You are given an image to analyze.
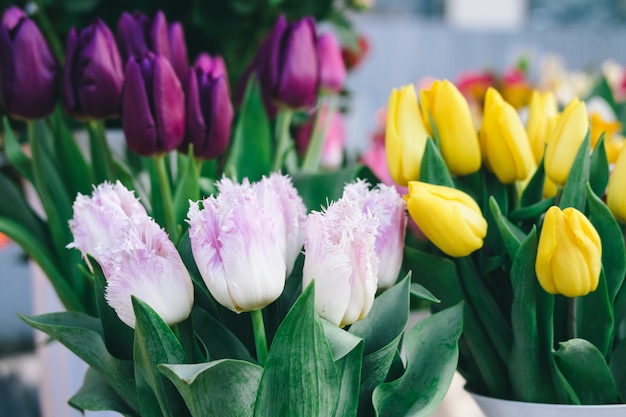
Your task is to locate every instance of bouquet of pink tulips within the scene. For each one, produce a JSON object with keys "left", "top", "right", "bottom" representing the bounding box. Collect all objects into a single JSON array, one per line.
[{"left": 0, "top": 6, "right": 464, "bottom": 417}]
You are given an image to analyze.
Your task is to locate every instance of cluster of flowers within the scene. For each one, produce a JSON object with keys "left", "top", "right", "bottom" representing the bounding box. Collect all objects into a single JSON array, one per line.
[
  {"left": 0, "top": 6, "right": 346, "bottom": 158},
  {"left": 68, "top": 175, "right": 406, "bottom": 329}
]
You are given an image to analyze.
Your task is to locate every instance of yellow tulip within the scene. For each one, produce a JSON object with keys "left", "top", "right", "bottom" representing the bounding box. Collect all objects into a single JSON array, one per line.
[
  {"left": 544, "top": 98, "right": 589, "bottom": 187},
  {"left": 420, "top": 79, "right": 481, "bottom": 176},
  {"left": 404, "top": 181, "right": 487, "bottom": 257},
  {"left": 526, "top": 90, "right": 558, "bottom": 163},
  {"left": 480, "top": 88, "right": 534, "bottom": 184},
  {"left": 607, "top": 143, "right": 626, "bottom": 223},
  {"left": 385, "top": 85, "right": 429, "bottom": 185},
  {"left": 535, "top": 206, "right": 602, "bottom": 297},
  {"left": 605, "top": 135, "right": 624, "bottom": 164},
  {"left": 589, "top": 111, "right": 621, "bottom": 149}
]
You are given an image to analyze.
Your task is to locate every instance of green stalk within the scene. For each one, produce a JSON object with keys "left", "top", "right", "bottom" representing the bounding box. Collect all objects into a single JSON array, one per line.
[
  {"left": 88, "top": 120, "right": 115, "bottom": 182},
  {"left": 251, "top": 309, "right": 268, "bottom": 366},
  {"left": 567, "top": 297, "right": 577, "bottom": 340},
  {"left": 271, "top": 109, "right": 294, "bottom": 172},
  {"left": 301, "top": 95, "right": 338, "bottom": 172},
  {"left": 32, "top": 0, "right": 65, "bottom": 66},
  {"left": 154, "top": 155, "right": 177, "bottom": 241}
]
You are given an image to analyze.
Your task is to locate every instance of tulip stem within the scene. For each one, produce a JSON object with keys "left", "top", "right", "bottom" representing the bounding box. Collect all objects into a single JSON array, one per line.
[
  {"left": 251, "top": 309, "right": 268, "bottom": 366},
  {"left": 272, "top": 109, "right": 294, "bottom": 172},
  {"left": 567, "top": 297, "right": 577, "bottom": 340},
  {"left": 301, "top": 94, "right": 338, "bottom": 172},
  {"left": 154, "top": 155, "right": 177, "bottom": 241},
  {"left": 88, "top": 120, "right": 115, "bottom": 182}
]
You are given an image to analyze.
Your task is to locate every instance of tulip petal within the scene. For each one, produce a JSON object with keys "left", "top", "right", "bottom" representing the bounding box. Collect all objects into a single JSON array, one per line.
[
  {"left": 168, "top": 22, "right": 188, "bottom": 80},
  {"left": 150, "top": 11, "right": 171, "bottom": 62},
  {"left": 117, "top": 11, "right": 149, "bottom": 62},
  {"left": 122, "top": 58, "right": 158, "bottom": 155},
  {"left": 153, "top": 55, "right": 185, "bottom": 152}
]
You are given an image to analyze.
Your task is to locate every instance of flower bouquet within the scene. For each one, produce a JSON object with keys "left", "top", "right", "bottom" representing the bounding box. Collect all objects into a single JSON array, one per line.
[
  {"left": 0, "top": 6, "right": 464, "bottom": 417},
  {"left": 385, "top": 78, "right": 626, "bottom": 409}
]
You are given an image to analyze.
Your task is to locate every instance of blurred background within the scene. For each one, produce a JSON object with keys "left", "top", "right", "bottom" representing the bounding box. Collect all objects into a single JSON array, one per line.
[{"left": 2, "top": 0, "right": 626, "bottom": 416}]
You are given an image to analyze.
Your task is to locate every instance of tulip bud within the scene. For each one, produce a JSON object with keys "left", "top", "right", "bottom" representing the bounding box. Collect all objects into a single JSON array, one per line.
[
  {"left": 117, "top": 10, "right": 170, "bottom": 63},
  {"left": 257, "top": 15, "right": 319, "bottom": 109},
  {"left": 303, "top": 195, "right": 379, "bottom": 327},
  {"left": 181, "top": 54, "right": 233, "bottom": 159},
  {"left": 544, "top": 97, "right": 589, "bottom": 187},
  {"left": 342, "top": 180, "right": 407, "bottom": 290},
  {"left": 385, "top": 84, "right": 430, "bottom": 185},
  {"left": 122, "top": 53, "right": 185, "bottom": 156},
  {"left": 187, "top": 178, "right": 288, "bottom": 313},
  {"left": 419, "top": 80, "right": 481, "bottom": 176},
  {"left": 480, "top": 88, "right": 534, "bottom": 184},
  {"left": 0, "top": 6, "right": 58, "bottom": 120},
  {"left": 62, "top": 19, "right": 124, "bottom": 119},
  {"left": 168, "top": 22, "right": 188, "bottom": 81},
  {"left": 317, "top": 32, "right": 346, "bottom": 94},
  {"left": 536, "top": 206, "right": 602, "bottom": 297},
  {"left": 607, "top": 143, "right": 626, "bottom": 223},
  {"left": 526, "top": 90, "right": 558, "bottom": 164},
  {"left": 405, "top": 181, "right": 487, "bottom": 257}
]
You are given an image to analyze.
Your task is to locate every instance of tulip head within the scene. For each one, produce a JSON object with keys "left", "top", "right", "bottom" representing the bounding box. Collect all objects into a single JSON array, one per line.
[
  {"left": 62, "top": 19, "right": 124, "bottom": 119},
  {"left": 526, "top": 90, "right": 558, "bottom": 164},
  {"left": 122, "top": 53, "right": 185, "bottom": 156},
  {"left": 187, "top": 178, "right": 289, "bottom": 313},
  {"left": 181, "top": 54, "right": 233, "bottom": 160},
  {"left": 257, "top": 15, "right": 319, "bottom": 109},
  {"left": 544, "top": 97, "right": 589, "bottom": 187},
  {"left": 405, "top": 181, "right": 487, "bottom": 257},
  {"left": 117, "top": 10, "right": 170, "bottom": 63},
  {"left": 317, "top": 32, "right": 346, "bottom": 94},
  {"left": 0, "top": 6, "right": 58, "bottom": 120},
  {"left": 385, "top": 84, "right": 429, "bottom": 186},
  {"left": 480, "top": 88, "right": 534, "bottom": 184},
  {"left": 419, "top": 80, "right": 481, "bottom": 175},
  {"left": 535, "top": 206, "right": 602, "bottom": 297},
  {"left": 303, "top": 195, "right": 379, "bottom": 327},
  {"left": 342, "top": 180, "right": 407, "bottom": 290},
  {"left": 167, "top": 21, "right": 189, "bottom": 80},
  {"left": 607, "top": 144, "right": 626, "bottom": 223}
]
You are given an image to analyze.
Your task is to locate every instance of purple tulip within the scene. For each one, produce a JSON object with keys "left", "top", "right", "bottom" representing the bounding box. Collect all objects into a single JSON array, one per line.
[
  {"left": 168, "top": 22, "right": 188, "bottom": 81},
  {"left": 245, "top": 15, "right": 319, "bottom": 110},
  {"left": 0, "top": 6, "right": 57, "bottom": 120},
  {"left": 117, "top": 10, "right": 171, "bottom": 63},
  {"left": 122, "top": 53, "right": 185, "bottom": 156},
  {"left": 62, "top": 19, "right": 124, "bottom": 119},
  {"left": 181, "top": 53, "right": 233, "bottom": 159},
  {"left": 317, "top": 32, "right": 346, "bottom": 93}
]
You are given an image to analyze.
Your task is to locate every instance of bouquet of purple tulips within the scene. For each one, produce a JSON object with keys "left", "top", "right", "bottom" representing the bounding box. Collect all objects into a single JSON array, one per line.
[{"left": 0, "top": 5, "right": 464, "bottom": 417}]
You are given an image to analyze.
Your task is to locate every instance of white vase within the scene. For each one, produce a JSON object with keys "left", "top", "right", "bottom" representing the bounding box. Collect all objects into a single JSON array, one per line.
[{"left": 471, "top": 393, "right": 626, "bottom": 417}]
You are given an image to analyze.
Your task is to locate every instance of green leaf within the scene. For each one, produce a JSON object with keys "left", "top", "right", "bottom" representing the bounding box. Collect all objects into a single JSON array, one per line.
[
  {"left": 3, "top": 117, "right": 33, "bottom": 182},
  {"left": 559, "top": 130, "right": 590, "bottom": 211},
  {"left": 589, "top": 134, "right": 610, "bottom": 197},
  {"left": 19, "top": 312, "right": 138, "bottom": 412},
  {"left": 192, "top": 307, "right": 254, "bottom": 362},
  {"left": 373, "top": 303, "right": 463, "bottom": 417},
  {"left": 510, "top": 196, "right": 556, "bottom": 221},
  {"left": 521, "top": 157, "right": 547, "bottom": 207},
  {"left": 410, "top": 282, "right": 440, "bottom": 304},
  {"left": 489, "top": 196, "right": 525, "bottom": 259},
  {"left": 610, "top": 338, "right": 626, "bottom": 402},
  {"left": 60, "top": 0, "right": 101, "bottom": 12},
  {"left": 587, "top": 184, "right": 626, "bottom": 302},
  {"left": 553, "top": 339, "right": 619, "bottom": 404},
  {"left": 587, "top": 77, "right": 618, "bottom": 113},
  {"left": 132, "top": 297, "right": 189, "bottom": 417},
  {"left": 576, "top": 270, "right": 614, "bottom": 357},
  {"left": 419, "top": 138, "right": 454, "bottom": 187},
  {"left": 69, "top": 367, "right": 136, "bottom": 416},
  {"left": 254, "top": 283, "right": 339, "bottom": 417},
  {"left": 224, "top": 78, "right": 272, "bottom": 182},
  {"left": 173, "top": 151, "right": 200, "bottom": 231},
  {"left": 160, "top": 360, "right": 263, "bottom": 417}
]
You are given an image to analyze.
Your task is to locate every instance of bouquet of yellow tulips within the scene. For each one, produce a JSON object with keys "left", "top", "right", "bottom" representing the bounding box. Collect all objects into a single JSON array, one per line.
[{"left": 386, "top": 79, "right": 626, "bottom": 405}]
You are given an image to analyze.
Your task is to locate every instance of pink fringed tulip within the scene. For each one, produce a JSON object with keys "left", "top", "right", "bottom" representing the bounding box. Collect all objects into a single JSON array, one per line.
[
  {"left": 187, "top": 177, "right": 294, "bottom": 313},
  {"left": 303, "top": 194, "right": 379, "bottom": 327},
  {"left": 122, "top": 52, "right": 185, "bottom": 156},
  {"left": 63, "top": 19, "right": 124, "bottom": 119},
  {"left": 342, "top": 180, "right": 407, "bottom": 290},
  {"left": 317, "top": 32, "right": 346, "bottom": 93},
  {"left": 0, "top": 6, "right": 58, "bottom": 120}
]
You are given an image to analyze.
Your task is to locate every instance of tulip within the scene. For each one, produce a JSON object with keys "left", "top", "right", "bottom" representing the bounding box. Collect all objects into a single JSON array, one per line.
[
  {"left": 62, "top": 19, "right": 124, "bottom": 119},
  {"left": 544, "top": 97, "right": 589, "bottom": 187},
  {"left": 122, "top": 52, "right": 185, "bottom": 156},
  {"left": 535, "top": 206, "right": 602, "bottom": 297},
  {"left": 187, "top": 178, "right": 288, "bottom": 313},
  {"left": 0, "top": 6, "right": 57, "bottom": 120},
  {"left": 419, "top": 80, "right": 481, "bottom": 175},
  {"left": 117, "top": 11, "right": 170, "bottom": 63},
  {"left": 342, "top": 180, "right": 407, "bottom": 290},
  {"left": 303, "top": 195, "right": 379, "bottom": 327},
  {"left": 405, "top": 181, "right": 487, "bottom": 257},
  {"left": 526, "top": 90, "right": 558, "bottom": 164},
  {"left": 317, "top": 32, "right": 346, "bottom": 94},
  {"left": 480, "top": 88, "right": 534, "bottom": 184},
  {"left": 501, "top": 68, "right": 532, "bottom": 109},
  {"left": 168, "top": 22, "right": 188, "bottom": 81},
  {"left": 607, "top": 143, "right": 626, "bottom": 223},
  {"left": 385, "top": 84, "right": 430, "bottom": 185},
  {"left": 256, "top": 15, "right": 319, "bottom": 109},
  {"left": 181, "top": 54, "right": 233, "bottom": 159}
]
